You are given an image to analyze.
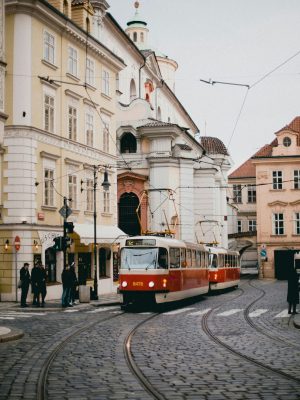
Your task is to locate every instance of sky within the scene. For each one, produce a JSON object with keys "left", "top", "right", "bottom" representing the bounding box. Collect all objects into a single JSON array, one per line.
[{"left": 107, "top": 0, "right": 300, "bottom": 171}]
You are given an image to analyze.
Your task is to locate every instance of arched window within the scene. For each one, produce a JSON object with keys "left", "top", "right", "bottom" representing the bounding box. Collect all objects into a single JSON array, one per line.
[
  {"left": 157, "top": 106, "right": 162, "bottom": 121},
  {"left": 118, "top": 192, "right": 141, "bottom": 236},
  {"left": 120, "top": 132, "right": 137, "bottom": 153},
  {"left": 133, "top": 32, "right": 137, "bottom": 42},
  {"left": 86, "top": 17, "right": 90, "bottom": 33},
  {"left": 140, "top": 32, "right": 144, "bottom": 42},
  {"left": 130, "top": 79, "right": 137, "bottom": 101}
]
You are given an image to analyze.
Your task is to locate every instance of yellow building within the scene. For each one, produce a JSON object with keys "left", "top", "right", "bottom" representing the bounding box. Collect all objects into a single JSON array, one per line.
[{"left": 1, "top": 0, "right": 126, "bottom": 301}]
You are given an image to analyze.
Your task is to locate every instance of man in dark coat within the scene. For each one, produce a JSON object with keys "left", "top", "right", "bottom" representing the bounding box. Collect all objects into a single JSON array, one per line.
[
  {"left": 31, "top": 263, "right": 41, "bottom": 306},
  {"left": 61, "top": 265, "right": 73, "bottom": 307},
  {"left": 287, "top": 268, "right": 299, "bottom": 314},
  {"left": 39, "top": 264, "right": 47, "bottom": 306},
  {"left": 20, "top": 263, "right": 31, "bottom": 307}
]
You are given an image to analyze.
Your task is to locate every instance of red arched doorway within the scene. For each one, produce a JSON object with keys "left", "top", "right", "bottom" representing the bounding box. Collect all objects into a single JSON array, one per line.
[{"left": 118, "top": 192, "right": 141, "bottom": 236}]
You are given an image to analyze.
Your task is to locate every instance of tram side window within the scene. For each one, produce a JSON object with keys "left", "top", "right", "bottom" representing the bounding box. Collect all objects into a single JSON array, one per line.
[
  {"left": 192, "top": 250, "right": 196, "bottom": 268},
  {"left": 196, "top": 251, "right": 201, "bottom": 268},
  {"left": 186, "top": 249, "right": 192, "bottom": 267},
  {"left": 218, "top": 254, "right": 224, "bottom": 268},
  {"left": 225, "top": 254, "right": 229, "bottom": 267},
  {"left": 181, "top": 248, "right": 186, "bottom": 268},
  {"left": 158, "top": 247, "right": 168, "bottom": 269},
  {"left": 170, "top": 248, "right": 180, "bottom": 268},
  {"left": 210, "top": 254, "right": 218, "bottom": 268}
]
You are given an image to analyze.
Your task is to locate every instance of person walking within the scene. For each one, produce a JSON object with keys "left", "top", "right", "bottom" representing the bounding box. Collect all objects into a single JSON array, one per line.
[
  {"left": 61, "top": 265, "right": 73, "bottom": 307},
  {"left": 287, "top": 267, "right": 299, "bottom": 314},
  {"left": 69, "top": 262, "right": 78, "bottom": 305},
  {"left": 39, "top": 263, "right": 47, "bottom": 307},
  {"left": 20, "top": 263, "right": 31, "bottom": 307},
  {"left": 31, "top": 262, "right": 40, "bottom": 306}
]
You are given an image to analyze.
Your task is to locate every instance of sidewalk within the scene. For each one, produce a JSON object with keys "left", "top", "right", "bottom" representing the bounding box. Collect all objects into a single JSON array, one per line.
[{"left": 0, "top": 292, "right": 121, "bottom": 342}]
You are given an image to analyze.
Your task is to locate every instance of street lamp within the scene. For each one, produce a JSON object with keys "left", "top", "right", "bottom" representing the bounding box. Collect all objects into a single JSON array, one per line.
[{"left": 93, "top": 166, "right": 110, "bottom": 300}]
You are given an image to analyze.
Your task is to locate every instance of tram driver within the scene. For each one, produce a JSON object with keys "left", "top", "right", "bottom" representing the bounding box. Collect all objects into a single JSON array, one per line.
[{"left": 158, "top": 248, "right": 168, "bottom": 269}]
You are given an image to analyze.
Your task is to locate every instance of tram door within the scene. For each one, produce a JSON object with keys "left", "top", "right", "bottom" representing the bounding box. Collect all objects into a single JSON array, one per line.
[
  {"left": 274, "top": 250, "right": 297, "bottom": 280},
  {"left": 118, "top": 192, "right": 141, "bottom": 236}
]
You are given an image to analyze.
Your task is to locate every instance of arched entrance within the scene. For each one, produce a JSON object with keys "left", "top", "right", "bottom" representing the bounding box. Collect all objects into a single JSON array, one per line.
[{"left": 118, "top": 192, "right": 141, "bottom": 236}]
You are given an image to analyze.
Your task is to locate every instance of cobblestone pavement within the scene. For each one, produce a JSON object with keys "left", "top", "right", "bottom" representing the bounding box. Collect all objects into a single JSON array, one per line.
[{"left": 0, "top": 278, "right": 299, "bottom": 399}]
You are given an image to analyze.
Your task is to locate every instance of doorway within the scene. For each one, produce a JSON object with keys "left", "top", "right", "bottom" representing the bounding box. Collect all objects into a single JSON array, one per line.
[{"left": 274, "top": 250, "right": 298, "bottom": 280}]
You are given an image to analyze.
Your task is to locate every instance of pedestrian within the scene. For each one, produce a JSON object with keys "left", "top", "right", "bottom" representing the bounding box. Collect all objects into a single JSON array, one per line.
[
  {"left": 39, "top": 263, "right": 47, "bottom": 307},
  {"left": 61, "top": 265, "right": 73, "bottom": 307},
  {"left": 287, "top": 267, "right": 299, "bottom": 315},
  {"left": 31, "top": 262, "right": 40, "bottom": 306},
  {"left": 69, "top": 262, "right": 78, "bottom": 305},
  {"left": 20, "top": 263, "right": 31, "bottom": 307}
]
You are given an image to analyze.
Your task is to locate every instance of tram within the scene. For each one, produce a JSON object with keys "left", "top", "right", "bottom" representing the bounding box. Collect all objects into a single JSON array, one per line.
[{"left": 118, "top": 236, "right": 240, "bottom": 307}]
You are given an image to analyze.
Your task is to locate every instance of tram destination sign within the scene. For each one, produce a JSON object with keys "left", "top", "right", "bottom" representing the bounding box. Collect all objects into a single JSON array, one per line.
[{"left": 126, "top": 238, "right": 156, "bottom": 246}]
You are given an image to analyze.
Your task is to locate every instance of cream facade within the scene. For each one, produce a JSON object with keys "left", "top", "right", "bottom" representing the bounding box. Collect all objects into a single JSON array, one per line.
[
  {"left": 253, "top": 117, "right": 300, "bottom": 279},
  {"left": 1, "top": 0, "right": 125, "bottom": 301}
]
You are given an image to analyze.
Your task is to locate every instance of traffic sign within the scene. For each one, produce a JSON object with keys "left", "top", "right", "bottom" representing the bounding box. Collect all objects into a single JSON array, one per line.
[
  {"left": 14, "top": 236, "right": 21, "bottom": 252},
  {"left": 59, "top": 205, "right": 72, "bottom": 219},
  {"left": 260, "top": 249, "right": 267, "bottom": 258}
]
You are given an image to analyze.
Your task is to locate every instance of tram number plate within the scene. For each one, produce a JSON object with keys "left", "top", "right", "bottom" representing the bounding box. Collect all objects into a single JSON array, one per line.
[{"left": 133, "top": 282, "right": 144, "bottom": 287}]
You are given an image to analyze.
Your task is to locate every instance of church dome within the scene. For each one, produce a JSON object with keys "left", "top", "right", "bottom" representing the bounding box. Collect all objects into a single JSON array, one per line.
[{"left": 200, "top": 136, "right": 229, "bottom": 156}]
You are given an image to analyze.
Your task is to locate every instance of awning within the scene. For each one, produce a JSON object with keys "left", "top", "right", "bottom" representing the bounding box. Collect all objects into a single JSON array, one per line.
[{"left": 73, "top": 223, "right": 127, "bottom": 245}]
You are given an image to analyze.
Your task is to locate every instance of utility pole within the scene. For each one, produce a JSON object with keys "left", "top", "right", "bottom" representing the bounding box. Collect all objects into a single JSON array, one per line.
[
  {"left": 93, "top": 165, "right": 98, "bottom": 300},
  {"left": 63, "top": 196, "right": 67, "bottom": 271}
]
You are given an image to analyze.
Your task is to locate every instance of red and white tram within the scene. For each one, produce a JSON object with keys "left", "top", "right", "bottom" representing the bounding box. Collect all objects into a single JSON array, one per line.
[{"left": 118, "top": 236, "right": 240, "bottom": 307}]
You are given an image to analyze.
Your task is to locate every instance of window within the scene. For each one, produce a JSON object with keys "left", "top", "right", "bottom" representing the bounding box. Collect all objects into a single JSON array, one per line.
[
  {"left": 273, "top": 213, "right": 284, "bottom": 235},
  {"left": 170, "top": 248, "right": 180, "bottom": 268},
  {"left": 294, "top": 170, "right": 300, "bottom": 189},
  {"left": 43, "top": 31, "right": 55, "bottom": 64},
  {"left": 130, "top": 79, "right": 137, "bottom": 102},
  {"left": 103, "top": 191, "right": 110, "bottom": 213},
  {"left": 120, "top": 132, "right": 137, "bottom": 153},
  {"left": 102, "top": 70, "right": 110, "bottom": 96},
  {"left": 85, "top": 111, "right": 94, "bottom": 147},
  {"left": 247, "top": 185, "right": 256, "bottom": 203},
  {"left": 68, "top": 46, "right": 78, "bottom": 76},
  {"left": 272, "top": 170, "right": 283, "bottom": 190},
  {"left": 233, "top": 184, "right": 242, "bottom": 203},
  {"left": 86, "top": 178, "right": 93, "bottom": 212},
  {"left": 140, "top": 32, "right": 144, "bottom": 42},
  {"left": 103, "top": 122, "right": 109, "bottom": 153},
  {"left": 283, "top": 137, "right": 291, "bottom": 147},
  {"left": 237, "top": 220, "right": 242, "bottom": 233},
  {"left": 68, "top": 174, "right": 77, "bottom": 209},
  {"left": 68, "top": 106, "right": 77, "bottom": 141},
  {"left": 133, "top": 32, "right": 137, "bottom": 42},
  {"left": 86, "top": 58, "right": 94, "bottom": 86},
  {"left": 295, "top": 213, "right": 300, "bottom": 235},
  {"left": 248, "top": 220, "right": 256, "bottom": 232},
  {"left": 44, "top": 169, "right": 54, "bottom": 206},
  {"left": 44, "top": 94, "right": 54, "bottom": 133}
]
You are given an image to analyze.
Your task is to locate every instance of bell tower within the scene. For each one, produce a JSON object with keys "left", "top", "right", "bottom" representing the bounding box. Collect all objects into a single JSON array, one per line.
[{"left": 125, "top": 1, "right": 149, "bottom": 50}]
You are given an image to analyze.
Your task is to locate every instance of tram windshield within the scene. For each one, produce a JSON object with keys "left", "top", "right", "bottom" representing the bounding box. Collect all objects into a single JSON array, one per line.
[{"left": 121, "top": 247, "right": 168, "bottom": 270}]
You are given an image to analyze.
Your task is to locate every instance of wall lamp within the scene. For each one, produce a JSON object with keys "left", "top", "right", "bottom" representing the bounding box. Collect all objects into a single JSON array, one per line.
[
  {"left": 33, "top": 240, "right": 39, "bottom": 250},
  {"left": 4, "top": 240, "right": 9, "bottom": 251}
]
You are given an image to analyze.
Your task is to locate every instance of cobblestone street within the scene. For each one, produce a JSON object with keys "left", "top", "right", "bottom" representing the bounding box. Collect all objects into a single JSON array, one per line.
[{"left": 0, "top": 278, "right": 299, "bottom": 399}]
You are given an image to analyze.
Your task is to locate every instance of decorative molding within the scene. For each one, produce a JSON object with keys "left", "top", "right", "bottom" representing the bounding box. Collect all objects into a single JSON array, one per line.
[
  {"left": 267, "top": 201, "right": 288, "bottom": 207},
  {"left": 100, "top": 107, "right": 114, "bottom": 117},
  {"left": 40, "top": 151, "right": 60, "bottom": 161},
  {"left": 65, "top": 157, "right": 82, "bottom": 167},
  {"left": 39, "top": 77, "right": 60, "bottom": 90},
  {"left": 65, "top": 89, "right": 83, "bottom": 100},
  {"left": 41, "top": 59, "right": 58, "bottom": 71},
  {"left": 83, "top": 98, "right": 99, "bottom": 107},
  {"left": 290, "top": 199, "right": 300, "bottom": 206}
]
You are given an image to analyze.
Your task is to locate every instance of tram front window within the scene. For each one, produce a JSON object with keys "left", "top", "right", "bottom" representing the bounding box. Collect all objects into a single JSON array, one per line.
[{"left": 121, "top": 248, "right": 158, "bottom": 270}]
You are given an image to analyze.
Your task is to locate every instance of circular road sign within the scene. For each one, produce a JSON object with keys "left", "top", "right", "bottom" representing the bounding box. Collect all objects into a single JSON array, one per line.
[
  {"left": 14, "top": 236, "right": 21, "bottom": 251},
  {"left": 260, "top": 249, "right": 267, "bottom": 258}
]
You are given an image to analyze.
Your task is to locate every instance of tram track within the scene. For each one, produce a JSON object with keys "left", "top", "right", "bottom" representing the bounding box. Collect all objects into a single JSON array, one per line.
[
  {"left": 202, "top": 281, "right": 300, "bottom": 385},
  {"left": 36, "top": 312, "right": 125, "bottom": 400},
  {"left": 244, "top": 280, "right": 300, "bottom": 349}
]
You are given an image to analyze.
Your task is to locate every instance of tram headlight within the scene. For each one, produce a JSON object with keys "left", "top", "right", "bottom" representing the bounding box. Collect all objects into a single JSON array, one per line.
[
  {"left": 162, "top": 279, "right": 167, "bottom": 288},
  {"left": 214, "top": 273, "right": 217, "bottom": 280},
  {"left": 149, "top": 281, "right": 155, "bottom": 288},
  {"left": 121, "top": 281, "right": 128, "bottom": 288}
]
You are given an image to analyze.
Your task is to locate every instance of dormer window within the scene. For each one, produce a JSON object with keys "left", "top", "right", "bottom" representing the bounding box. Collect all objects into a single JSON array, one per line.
[
  {"left": 140, "top": 32, "right": 144, "bottom": 42},
  {"left": 133, "top": 32, "right": 137, "bottom": 42},
  {"left": 283, "top": 136, "right": 291, "bottom": 147}
]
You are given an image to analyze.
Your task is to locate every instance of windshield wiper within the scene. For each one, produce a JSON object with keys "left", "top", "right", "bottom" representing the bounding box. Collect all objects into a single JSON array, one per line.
[{"left": 145, "top": 259, "right": 156, "bottom": 271}]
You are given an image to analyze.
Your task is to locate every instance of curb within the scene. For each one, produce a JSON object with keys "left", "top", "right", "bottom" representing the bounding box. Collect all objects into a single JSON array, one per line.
[
  {"left": 293, "top": 315, "right": 300, "bottom": 329},
  {"left": 0, "top": 327, "right": 24, "bottom": 343}
]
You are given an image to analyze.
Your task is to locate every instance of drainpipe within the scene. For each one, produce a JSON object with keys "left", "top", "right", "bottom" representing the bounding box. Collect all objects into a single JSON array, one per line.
[{"left": 139, "top": 58, "right": 146, "bottom": 98}]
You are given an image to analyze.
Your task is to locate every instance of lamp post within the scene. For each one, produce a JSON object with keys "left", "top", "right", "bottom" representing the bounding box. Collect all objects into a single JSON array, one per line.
[{"left": 93, "top": 166, "right": 110, "bottom": 300}]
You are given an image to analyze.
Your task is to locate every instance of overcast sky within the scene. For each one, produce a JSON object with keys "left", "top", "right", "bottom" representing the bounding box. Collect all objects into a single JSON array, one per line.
[{"left": 107, "top": 0, "right": 300, "bottom": 170}]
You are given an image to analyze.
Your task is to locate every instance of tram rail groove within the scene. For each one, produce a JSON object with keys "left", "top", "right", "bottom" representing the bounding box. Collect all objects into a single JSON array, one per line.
[
  {"left": 245, "top": 280, "right": 300, "bottom": 349},
  {"left": 124, "top": 313, "right": 166, "bottom": 400},
  {"left": 202, "top": 284, "right": 300, "bottom": 385},
  {"left": 36, "top": 312, "right": 124, "bottom": 400}
]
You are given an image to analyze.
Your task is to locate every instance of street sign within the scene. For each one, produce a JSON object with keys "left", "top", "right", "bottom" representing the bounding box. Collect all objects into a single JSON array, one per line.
[
  {"left": 14, "top": 236, "right": 21, "bottom": 252},
  {"left": 260, "top": 249, "right": 267, "bottom": 258},
  {"left": 59, "top": 205, "right": 72, "bottom": 219}
]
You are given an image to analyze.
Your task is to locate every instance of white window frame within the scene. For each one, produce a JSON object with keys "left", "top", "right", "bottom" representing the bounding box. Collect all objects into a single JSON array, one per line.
[
  {"left": 247, "top": 185, "right": 256, "bottom": 203},
  {"left": 237, "top": 220, "right": 242, "bottom": 233},
  {"left": 294, "top": 170, "right": 300, "bottom": 189},
  {"left": 102, "top": 69, "right": 110, "bottom": 96},
  {"left": 233, "top": 184, "right": 242, "bottom": 203},
  {"left": 68, "top": 46, "right": 78, "bottom": 77},
  {"left": 86, "top": 178, "right": 93, "bottom": 212},
  {"left": 43, "top": 168, "right": 54, "bottom": 207},
  {"left": 85, "top": 109, "right": 94, "bottom": 147},
  {"left": 68, "top": 105, "right": 77, "bottom": 141},
  {"left": 43, "top": 30, "right": 55, "bottom": 64},
  {"left": 272, "top": 170, "right": 283, "bottom": 190},
  {"left": 294, "top": 212, "right": 300, "bottom": 235},
  {"left": 248, "top": 220, "right": 256, "bottom": 232},
  {"left": 68, "top": 173, "right": 78, "bottom": 210},
  {"left": 103, "top": 191, "right": 110, "bottom": 213},
  {"left": 44, "top": 93, "right": 55, "bottom": 133},
  {"left": 86, "top": 57, "right": 95, "bottom": 86},
  {"left": 103, "top": 122, "right": 109, "bottom": 153},
  {"left": 272, "top": 213, "right": 284, "bottom": 235}
]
